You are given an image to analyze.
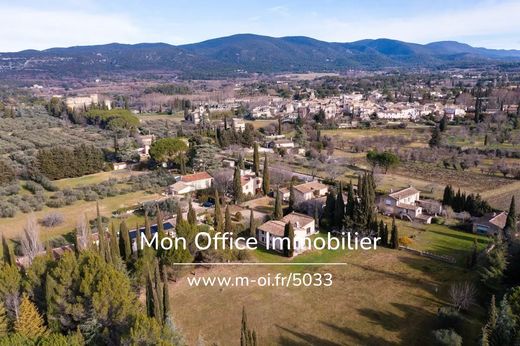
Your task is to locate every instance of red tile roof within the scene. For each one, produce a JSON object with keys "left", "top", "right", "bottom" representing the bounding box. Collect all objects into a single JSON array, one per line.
[{"left": 181, "top": 172, "right": 212, "bottom": 183}]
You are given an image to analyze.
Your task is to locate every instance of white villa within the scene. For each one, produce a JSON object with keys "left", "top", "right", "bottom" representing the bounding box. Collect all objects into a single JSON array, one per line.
[
  {"left": 382, "top": 186, "right": 423, "bottom": 219},
  {"left": 293, "top": 181, "right": 329, "bottom": 203},
  {"left": 256, "top": 212, "right": 316, "bottom": 256},
  {"left": 169, "top": 172, "right": 213, "bottom": 195}
]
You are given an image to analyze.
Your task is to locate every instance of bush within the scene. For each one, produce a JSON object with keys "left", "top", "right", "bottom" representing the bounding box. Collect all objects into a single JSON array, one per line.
[
  {"left": 432, "top": 329, "right": 462, "bottom": 346},
  {"left": 431, "top": 217, "right": 445, "bottom": 225},
  {"left": 0, "top": 201, "right": 17, "bottom": 217},
  {"left": 398, "top": 236, "right": 413, "bottom": 246},
  {"left": 234, "top": 212, "right": 243, "bottom": 222},
  {"left": 24, "top": 181, "right": 44, "bottom": 194},
  {"left": 436, "top": 307, "right": 464, "bottom": 334},
  {"left": 40, "top": 212, "right": 64, "bottom": 227}
]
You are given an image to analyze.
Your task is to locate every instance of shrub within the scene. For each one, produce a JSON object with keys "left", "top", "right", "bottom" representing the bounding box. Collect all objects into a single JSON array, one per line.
[
  {"left": 24, "top": 181, "right": 44, "bottom": 194},
  {"left": 0, "top": 201, "right": 17, "bottom": 217},
  {"left": 234, "top": 212, "right": 243, "bottom": 222},
  {"left": 398, "top": 236, "right": 413, "bottom": 246},
  {"left": 431, "top": 217, "right": 445, "bottom": 225},
  {"left": 432, "top": 329, "right": 462, "bottom": 346},
  {"left": 436, "top": 307, "right": 464, "bottom": 334},
  {"left": 40, "top": 212, "right": 65, "bottom": 227}
]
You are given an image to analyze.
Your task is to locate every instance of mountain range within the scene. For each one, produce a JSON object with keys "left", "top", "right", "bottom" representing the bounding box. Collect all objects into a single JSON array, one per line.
[{"left": 1, "top": 34, "right": 520, "bottom": 79}]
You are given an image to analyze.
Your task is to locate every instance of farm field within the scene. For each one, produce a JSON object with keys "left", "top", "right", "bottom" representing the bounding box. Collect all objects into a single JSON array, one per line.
[{"left": 169, "top": 224, "right": 487, "bottom": 345}]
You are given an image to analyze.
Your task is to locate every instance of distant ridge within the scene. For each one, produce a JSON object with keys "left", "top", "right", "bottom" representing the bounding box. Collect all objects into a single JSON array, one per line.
[{"left": 1, "top": 34, "right": 520, "bottom": 79}]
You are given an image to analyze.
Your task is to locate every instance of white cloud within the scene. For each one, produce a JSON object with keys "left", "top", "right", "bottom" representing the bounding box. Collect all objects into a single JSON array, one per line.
[
  {"left": 313, "top": 0, "right": 520, "bottom": 47},
  {"left": 0, "top": 6, "right": 151, "bottom": 51}
]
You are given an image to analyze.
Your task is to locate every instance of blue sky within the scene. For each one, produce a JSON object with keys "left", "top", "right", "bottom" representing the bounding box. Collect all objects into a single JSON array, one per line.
[{"left": 1, "top": 0, "right": 519, "bottom": 51}]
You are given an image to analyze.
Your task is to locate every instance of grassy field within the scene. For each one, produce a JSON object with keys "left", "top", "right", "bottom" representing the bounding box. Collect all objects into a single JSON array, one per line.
[
  {"left": 0, "top": 190, "right": 160, "bottom": 243},
  {"left": 52, "top": 170, "right": 142, "bottom": 189},
  {"left": 169, "top": 224, "right": 488, "bottom": 345}
]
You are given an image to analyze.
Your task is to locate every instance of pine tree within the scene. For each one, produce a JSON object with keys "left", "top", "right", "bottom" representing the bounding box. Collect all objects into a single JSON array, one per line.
[
  {"left": 253, "top": 143, "right": 260, "bottom": 177},
  {"left": 14, "top": 294, "right": 47, "bottom": 338},
  {"left": 486, "top": 295, "right": 498, "bottom": 338},
  {"left": 262, "top": 153, "right": 270, "bottom": 195},
  {"left": 1, "top": 234, "right": 15, "bottom": 266},
  {"left": 249, "top": 209, "right": 256, "bottom": 238},
  {"left": 214, "top": 190, "right": 224, "bottom": 233},
  {"left": 119, "top": 220, "right": 132, "bottom": 261},
  {"left": 390, "top": 217, "right": 399, "bottom": 249},
  {"left": 283, "top": 222, "right": 295, "bottom": 257},
  {"left": 274, "top": 189, "right": 283, "bottom": 220},
  {"left": 334, "top": 182, "right": 345, "bottom": 227},
  {"left": 0, "top": 303, "right": 7, "bottom": 337},
  {"left": 233, "top": 165, "right": 244, "bottom": 204},
  {"left": 188, "top": 199, "right": 197, "bottom": 225}
]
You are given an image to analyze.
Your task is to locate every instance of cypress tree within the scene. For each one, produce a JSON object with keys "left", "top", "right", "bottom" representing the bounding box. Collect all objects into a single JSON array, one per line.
[
  {"left": 334, "top": 182, "right": 345, "bottom": 227},
  {"left": 442, "top": 185, "right": 453, "bottom": 206},
  {"left": 156, "top": 207, "right": 165, "bottom": 238},
  {"left": 346, "top": 181, "right": 355, "bottom": 219},
  {"left": 274, "top": 189, "right": 283, "bottom": 220},
  {"left": 135, "top": 223, "right": 142, "bottom": 258},
  {"left": 384, "top": 224, "right": 389, "bottom": 247},
  {"left": 314, "top": 203, "right": 320, "bottom": 228},
  {"left": 225, "top": 206, "right": 233, "bottom": 234},
  {"left": 188, "top": 199, "right": 197, "bottom": 225},
  {"left": 249, "top": 209, "right": 256, "bottom": 238},
  {"left": 253, "top": 143, "right": 260, "bottom": 177},
  {"left": 324, "top": 190, "right": 336, "bottom": 227},
  {"left": 262, "top": 153, "right": 270, "bottom": 195},
  {"left": 505, "top": 196, "right": 517, "bottom": 232},
  {"left": 429, "top": 125, "right": 442, "bottom": 148},
  {"left": 233, "top": 165, "right": 243, "bottom": 204},
  {"left": 288, "top": 179, "right": 295, "bottom": 212},
  {"left": 144, "top": 212, "right": 152, "bottom": 240},
  {"left": 1, "top": 234, "right": 15, "bottom": 266},
  {"left": 162, "top": 271, "right": 170, "bottom": 321},
  {"left": 179, "top": 153, "right": 187, "bottom": 175},
  {"left": 109, "top": 223, "right": 121, "bottom": 262},
  {"left": 379, "top": 220, "right": 386, "bottom": 246},
  {"left": 238, "top": 155, "right": 245, "bottom": 170},
  {"left": 283, "top": 222, "right": 294, "bottom": 257},
  {"left": 96, "top": 202, "right": 108, "bottom": 262},
  {"left": 119, "top": 220, "right": 132, "bottom": 261},
  {"left": 214, "top": 190, "right": 224, "bottom": 233},
  {"left": 390, "top": 217, "right": 399, "bottom": 249}
]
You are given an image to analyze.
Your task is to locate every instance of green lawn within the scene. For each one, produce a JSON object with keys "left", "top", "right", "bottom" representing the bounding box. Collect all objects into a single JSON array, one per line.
[{"left": 52, "top": 170, "right": 140, "bottom": 189}]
